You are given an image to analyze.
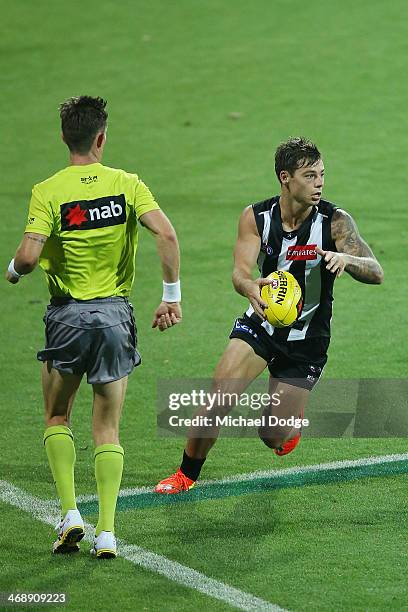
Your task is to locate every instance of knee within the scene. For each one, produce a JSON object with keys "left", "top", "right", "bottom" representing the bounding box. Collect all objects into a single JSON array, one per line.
[
  {"left": 258, "top": 433, "right": 287, "bottom": 449},
  {"left": 258, "top": 426, "right": 290, "bottom": 449}
]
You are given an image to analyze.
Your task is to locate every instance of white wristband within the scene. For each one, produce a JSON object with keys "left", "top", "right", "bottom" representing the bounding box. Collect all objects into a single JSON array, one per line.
[
  {"left": 162, "top": 280, "right": 181, "bottom": 302},
  {"left": 8, "top": 258, "right": 23, "bottom": 279}
]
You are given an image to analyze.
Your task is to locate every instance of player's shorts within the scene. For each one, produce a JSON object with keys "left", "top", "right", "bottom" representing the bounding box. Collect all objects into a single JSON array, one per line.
[
  {"left": 229, "top": 314, "right": 329, "bottom": 390},
  {"left": 37, "top": 297, "right": 141, "bottom": 384}
]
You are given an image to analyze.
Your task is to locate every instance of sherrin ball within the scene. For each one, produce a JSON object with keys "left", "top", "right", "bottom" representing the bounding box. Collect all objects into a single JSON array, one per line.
[{"left": 260, "top": 270, "right": 303, "bottom": 328}]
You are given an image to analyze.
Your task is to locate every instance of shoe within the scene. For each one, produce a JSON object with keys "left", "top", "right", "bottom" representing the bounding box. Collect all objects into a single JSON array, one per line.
[
  {"left": 53, "top": 509, "right": 85, "bottom": 554},
  {"left": 274, "top": 431, "right": 302, "bottom": 456},
  {"left": 154, "top": 468, "right": 195, "bottom": 494},
  {"left": 274, "top": 409, "right": 304, "bottom": 456},
  {"left": 90, "top": 531, "right": 117, "bottom": 559}
]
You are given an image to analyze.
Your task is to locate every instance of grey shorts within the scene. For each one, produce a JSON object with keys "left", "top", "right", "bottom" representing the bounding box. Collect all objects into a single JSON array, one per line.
[{"left": 37, "top": 297, "right": 141, "bottom": 384}]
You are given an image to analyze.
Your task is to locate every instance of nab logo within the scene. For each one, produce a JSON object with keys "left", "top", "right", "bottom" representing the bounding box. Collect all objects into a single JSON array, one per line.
[
  {"left": 60, "top": 194, "right": 126, "bottom": 231},
  {"left": 286, "top": 244, "right": 317, "bottom": 261}
]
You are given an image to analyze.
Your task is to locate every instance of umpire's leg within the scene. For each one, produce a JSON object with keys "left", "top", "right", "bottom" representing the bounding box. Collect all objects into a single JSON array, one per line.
[
  {"left": 92, "top": 376, "right": 128, "bottom": 536},
  {"left": 92, "top": 376, "right": 128, "bottom": 445},
  {"left": 42, "top": 362, "right": 82, "bottom": 516}
]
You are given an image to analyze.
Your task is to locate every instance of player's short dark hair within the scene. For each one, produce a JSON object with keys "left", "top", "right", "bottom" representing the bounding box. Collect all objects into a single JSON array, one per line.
[
  {"left": 59, "top": 96, "right": 108, "bottom": 154},
  {"left": 275, "top": 137, "right": 321, "bottom": 183}
]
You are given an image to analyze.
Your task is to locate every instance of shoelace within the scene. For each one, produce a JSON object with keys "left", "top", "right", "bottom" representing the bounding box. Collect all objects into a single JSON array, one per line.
[{"left": 175, "top": 471, "right": 193, "bottom": 490}]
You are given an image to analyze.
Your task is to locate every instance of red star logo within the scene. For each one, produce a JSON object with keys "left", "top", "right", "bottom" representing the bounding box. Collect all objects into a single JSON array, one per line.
[{"left": 65, "top": 204, "right": 88, "bottom": 227}]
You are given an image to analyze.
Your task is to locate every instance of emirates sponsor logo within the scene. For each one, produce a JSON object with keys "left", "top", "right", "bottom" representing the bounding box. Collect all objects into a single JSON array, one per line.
[{"left": 286, "top": 244, "right": 317, "bottom": 261}]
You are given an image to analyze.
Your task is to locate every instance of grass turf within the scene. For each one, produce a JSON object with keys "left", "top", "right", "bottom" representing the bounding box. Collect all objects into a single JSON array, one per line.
[{"left": 3, "top": 474, "right": 407, "bottom": 612}]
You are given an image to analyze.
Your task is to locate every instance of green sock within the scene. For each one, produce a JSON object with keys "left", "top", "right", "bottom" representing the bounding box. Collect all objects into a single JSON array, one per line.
[
  {"left": 44, "top": 425, "right": 77, "bottom": 516},
  {"left": 94, "top": 444, "right": 124, "bottom": 536}
]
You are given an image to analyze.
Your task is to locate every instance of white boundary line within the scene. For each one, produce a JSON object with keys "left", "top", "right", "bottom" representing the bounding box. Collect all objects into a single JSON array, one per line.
[
  {"left": 0, "top": 480, "right": 286, "bottom": 612},
  {"left": 76, "top": 453, "right": 408, "bottom": 502},
  {"left": 4, "top": 454, "right": 406, "bottom": 608}
]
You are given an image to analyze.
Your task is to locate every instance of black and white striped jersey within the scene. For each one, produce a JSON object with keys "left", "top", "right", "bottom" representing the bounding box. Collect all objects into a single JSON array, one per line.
[{"left": 246, "top": 196, "right": 338, "bottom": 342}]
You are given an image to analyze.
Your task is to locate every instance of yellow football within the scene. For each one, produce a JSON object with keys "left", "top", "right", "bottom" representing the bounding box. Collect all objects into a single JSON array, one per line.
[{"left": 260, "top": 270, "right": 303, "bottom": 328}]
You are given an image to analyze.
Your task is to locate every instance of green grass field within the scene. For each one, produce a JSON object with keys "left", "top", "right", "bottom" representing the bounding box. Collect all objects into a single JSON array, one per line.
[{"left": 1, "top": 0, "right": 407, "bottom": 610}]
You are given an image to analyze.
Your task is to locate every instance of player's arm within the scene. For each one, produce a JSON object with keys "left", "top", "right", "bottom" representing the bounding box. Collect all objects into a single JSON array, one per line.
[
  {"left": 139, "top": 209, "right": 182, "bottom": 331},
  {"left": 5, "top": 232, "right": 48, "bottom": 284},
  {"left": 232, "top": 206, "right": 274, "bottom": 319},
  {"left": 317, "top": 209, "right": 384, "bottom": 284}
]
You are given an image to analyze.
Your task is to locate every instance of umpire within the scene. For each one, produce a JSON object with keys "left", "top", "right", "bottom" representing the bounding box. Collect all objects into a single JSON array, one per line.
[{"left": 6, "top": 96, "right": 182, "bottom": 558}]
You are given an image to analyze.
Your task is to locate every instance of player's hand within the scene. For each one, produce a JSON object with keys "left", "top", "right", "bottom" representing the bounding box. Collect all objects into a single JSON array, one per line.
[
  {"left": 5, "top": 270, "right": 20, "bottom": 284},
  {"left": 316, "top": 246, "right": 348, "bottom": 277},
  {"left": 152, "top": 301, "right": 182, "bottom": 332},
  {"left": 243, "top": 277, "right": 274, "bottom": 319}
]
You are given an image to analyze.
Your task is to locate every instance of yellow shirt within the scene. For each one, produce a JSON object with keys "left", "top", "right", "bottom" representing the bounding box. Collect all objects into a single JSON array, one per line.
[{"left": 25, "top": 163, "right": 160, "bottom": 299}]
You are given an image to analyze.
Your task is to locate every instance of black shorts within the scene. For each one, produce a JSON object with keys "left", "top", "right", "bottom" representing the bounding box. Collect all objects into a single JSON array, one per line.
[
  {"left": 37, "top": 297, "right": 141, "bottom": 384},
  {"left": 229, "top": 314, "right": 329, "bottom": 390}
]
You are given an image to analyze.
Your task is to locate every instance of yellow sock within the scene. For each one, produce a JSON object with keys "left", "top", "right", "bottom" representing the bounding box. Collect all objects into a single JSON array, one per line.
[
  {"left": 94, "top": 444, "right": 124, "bottom": 536},
  {"left": 44, "top": 425, "right": 77, "bottom": 516}
]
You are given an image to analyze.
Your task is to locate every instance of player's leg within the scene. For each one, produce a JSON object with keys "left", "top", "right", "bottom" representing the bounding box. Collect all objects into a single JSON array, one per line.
[
  {"left": 42, "top": 362, "right": 85, "bottom": 552},
  {"left": 185, "top": 339, "right": 267, "bottom": 458},
  {"left": 91, "top": 376, "right": 127, "bottom": 548},
  {"left": 258, "top": 378, "right": 309, "bottom": 452},
  {"left": 155, "top": 338, "right": 267, "bottom": 493},
  {"left": 257, "top": 336, "right": 329, "bottom": 455}
]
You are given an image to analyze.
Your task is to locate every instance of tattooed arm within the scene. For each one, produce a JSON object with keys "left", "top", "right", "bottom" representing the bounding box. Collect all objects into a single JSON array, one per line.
[
  {"left": 5, "top": 232, "right": 48, "bottom": 283},
  {"left": 317, "top": 209, "right": 384, "bottom": 284}
]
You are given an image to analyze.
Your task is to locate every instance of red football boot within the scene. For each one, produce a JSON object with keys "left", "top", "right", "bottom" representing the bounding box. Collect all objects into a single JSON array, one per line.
[
  {"left": 155, "top": 468, "right": 196, "bottom": 494},
  {"left": 274, "top": 409, "right": 304, "bottom": 456},
  {"left": 274, "top": 431, "right": 302, "bottom": 456}
]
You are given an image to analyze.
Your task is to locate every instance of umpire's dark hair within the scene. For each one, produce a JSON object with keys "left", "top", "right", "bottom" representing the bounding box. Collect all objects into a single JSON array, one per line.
[
  {"left": 275, "top": 137, "right": 321, "bottom": 183},
  {"left": 59, "top": 96, "right": 108, "bottom": 154}
]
